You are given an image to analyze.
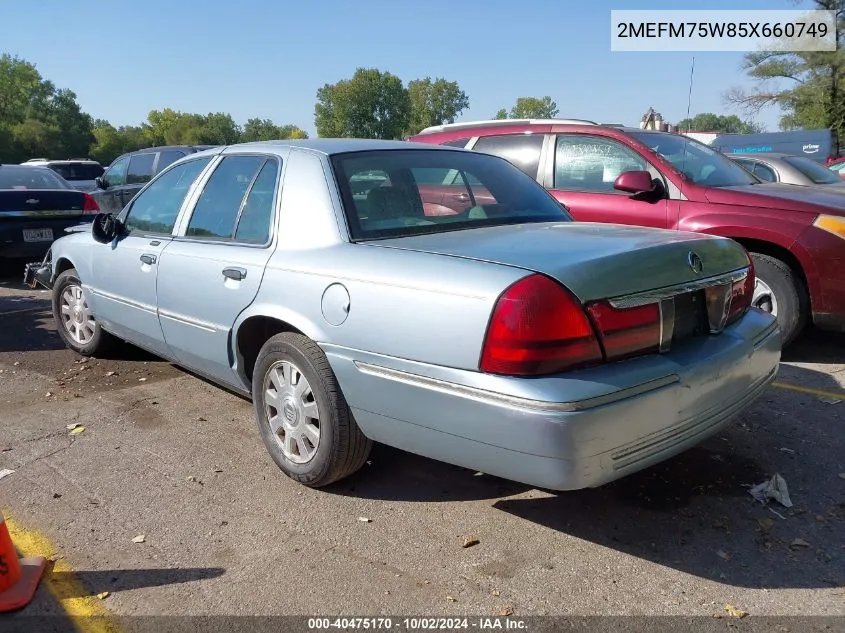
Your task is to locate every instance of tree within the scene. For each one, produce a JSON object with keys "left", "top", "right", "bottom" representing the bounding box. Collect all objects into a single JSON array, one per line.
[
  {"left": 197, "top": 112, "right": 241, "bottom": 145},
  {"left": 724, "top": 0, "right": 845, "bottom": 148},
  {"left": 242, "top": 118, "right": 308, "bottom": 142},
  {"left": 0, "top": 54, "right": 92, "bottom": 162},
  {"left": 495, "top": 96, "right": 559, "bottom": 119},
  {"left": 314, "top": 68, "right": 411, "bottom": 139},
  {"left": 406, "top": 77, "right": 469, "bottom": 134},
  {"left": 675, "top": 112, "right": 764, "bottom": 134}
]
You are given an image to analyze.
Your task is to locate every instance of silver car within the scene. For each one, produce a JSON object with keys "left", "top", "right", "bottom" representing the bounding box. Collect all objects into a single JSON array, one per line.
[
  {"left": 730, "top": 152, "right": 845, "bottom": 189},
  {"left": 30, "top": 140, "right": 781, "bottom": 490}
]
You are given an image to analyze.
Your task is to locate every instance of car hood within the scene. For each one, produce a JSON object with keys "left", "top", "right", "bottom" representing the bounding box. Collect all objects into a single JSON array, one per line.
[
  {"left": 707, "top": 182, "right": 845, "bottom": 214},
  {"left": 367, "top": 222, "right": 749, "bottom": 302}
]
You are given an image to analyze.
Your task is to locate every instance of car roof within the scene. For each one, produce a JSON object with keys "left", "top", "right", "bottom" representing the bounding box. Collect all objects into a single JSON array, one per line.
[{"left": 215, "top": 138, "right": 470, "bottom": 157}]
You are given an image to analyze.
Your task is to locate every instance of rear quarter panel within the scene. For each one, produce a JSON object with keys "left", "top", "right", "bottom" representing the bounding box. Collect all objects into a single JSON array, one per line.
[{"left": 676, "top": 199, "right": 820, "bottom": 303}]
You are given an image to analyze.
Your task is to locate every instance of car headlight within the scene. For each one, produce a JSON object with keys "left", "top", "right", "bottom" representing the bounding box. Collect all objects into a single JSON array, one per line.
[{"left": 813, "top": 214, "right": 845, "bottom": 239}]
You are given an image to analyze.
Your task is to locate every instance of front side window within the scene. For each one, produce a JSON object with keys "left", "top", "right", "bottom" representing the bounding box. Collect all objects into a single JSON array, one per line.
[
  {"left": 782, "top": 155, "right": 842, "bottom": 184},
  {"left": 628, "top": 131, "right": 758, "bottom": 187},
  {"left": 123, "top": 158, "right": 212, "bottom": 235},
  {"left": 186, "top": 155, "right": 273, "bottom": 241},
  {"left": 127, "top": 153, "right": 156, "bottom": 185},
  {"left": 331, "top": 149, "right": 569, "bottom": 240},
  {"left": 554, "top": 135, "right": 648, "bottom": 193},
  {"left": 471, "top": 134, "right": 544, "bottom": 179},
  {"left": 104, "top": 156, "right": 129, "bottom": 187}
]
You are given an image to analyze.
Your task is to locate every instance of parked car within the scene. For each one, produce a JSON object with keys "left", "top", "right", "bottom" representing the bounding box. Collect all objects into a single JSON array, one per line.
[
  {"left": 728, "top": 152, "right": 845, "bottom": 188},
  {"left": 21, "top": 159, "right": 105, "bottom": 192},
  {"left": 91, "top": 145, "right": 217, "bottom": 214},
  {"left": 408, "top": 119, "right": 845, "bottom": 344},
  {"left": 0, "top": 164, "right": 99, "bottom": 261},
  {"left": 827, "top": 157, "right": 845, "bottom": 179},
  {"left": 26, "top": 139, "right": 780, "bottom": 491}
]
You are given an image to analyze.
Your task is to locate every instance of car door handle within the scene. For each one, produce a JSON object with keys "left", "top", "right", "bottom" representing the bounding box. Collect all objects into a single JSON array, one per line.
[
  {"left": 140, "top": 254, "right": 157, "bottom": 265},
  {"left": 453, "top": 193, "right": 470, "bottom": 202},
  {"left": 222, "top": 267, "right": 247, "bottom": 281}
]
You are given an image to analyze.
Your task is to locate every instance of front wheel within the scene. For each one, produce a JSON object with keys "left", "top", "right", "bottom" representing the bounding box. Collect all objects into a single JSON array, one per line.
[
  {"left": 252, "top": 332, "right": 372, "bottom": 487},
  {"left": 749, "top": 253, "right": 806, "bottom": 346},
  {"left": 52, "top": 268, "right": 116, "bottom": 356}
]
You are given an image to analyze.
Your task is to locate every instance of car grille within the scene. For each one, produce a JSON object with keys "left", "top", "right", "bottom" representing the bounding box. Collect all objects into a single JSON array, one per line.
[{"left": 671, "top": 290, "right": 709, "bottom": 344}]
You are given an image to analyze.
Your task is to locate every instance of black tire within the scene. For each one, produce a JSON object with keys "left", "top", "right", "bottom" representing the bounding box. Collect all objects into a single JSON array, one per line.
[
  {"left": 750, "top": 253, "right": 806, "bottom": 346},
  {"left": 252, "top": 332, "right": 372, "bottom": 487},
  {"left": 52, "top": 268, "right": 116, "bottom": 356}
]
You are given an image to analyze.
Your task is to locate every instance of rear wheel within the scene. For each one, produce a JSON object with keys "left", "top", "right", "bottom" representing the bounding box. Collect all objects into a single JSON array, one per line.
[
  {"left": 252, "top": 332, "right": 372, "bottom": 487},
  {"left": 52, "top": 268, "right": 116, "bottom": 356},
  {"left": 749, "top": 253, "right": 806, "bottom": 346}
]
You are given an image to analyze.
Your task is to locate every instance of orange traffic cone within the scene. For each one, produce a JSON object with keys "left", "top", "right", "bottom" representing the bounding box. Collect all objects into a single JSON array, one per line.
[{"left": 0, "top": 511, "right": 47, "bottom": 612}]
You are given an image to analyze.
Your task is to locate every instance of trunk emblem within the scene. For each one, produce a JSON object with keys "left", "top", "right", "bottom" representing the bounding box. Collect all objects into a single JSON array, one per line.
[
  {"left": 688, "top": 252, "right": 703, "bottom": 274},
  {"left": 26, "top": 198, "right": 39, "bottom": 204}
]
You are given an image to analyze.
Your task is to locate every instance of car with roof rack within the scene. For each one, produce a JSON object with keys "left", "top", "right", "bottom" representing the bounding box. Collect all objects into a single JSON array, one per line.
[
  {"left": 25, "top": 139, "right": 778, "bottom": 491},
  {"left": 408, "top": 119, "right": 845, "bottom": 345}
]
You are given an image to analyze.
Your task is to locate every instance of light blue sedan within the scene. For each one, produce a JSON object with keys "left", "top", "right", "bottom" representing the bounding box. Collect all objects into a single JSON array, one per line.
[{"left": 27, "top": 139, "right": 781, "bottom": 490}]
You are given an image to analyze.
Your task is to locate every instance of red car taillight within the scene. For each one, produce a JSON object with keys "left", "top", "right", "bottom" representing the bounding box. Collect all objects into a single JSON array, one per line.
[
  {"left": 82, "top": 193, "right": 99, "bottom": 214},
  {"left": 479, "top": 274, "right": 603, "bottom": 376},
  {"left": 586, "top": 300, "right": 661, "bottom": 361},
  {"left": 726, "top": 261, "right": 755, "bottom": 325}
]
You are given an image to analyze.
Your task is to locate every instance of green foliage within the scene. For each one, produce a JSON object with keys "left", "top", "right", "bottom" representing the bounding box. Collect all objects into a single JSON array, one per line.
[
  {"left": 406, "top": 77, "right": 469, "bottom": 134},
  {"left": 675, "top": 112, "right": 763, "bottom": 134},
  {"left": 0, "top": 53, "right": 93, "bottom": 162},
  {"left": 315, "top": 68, "right": 411, "bottom": 139},
  {"left": 242, "top": 118, "right": 308, "bottom": 142},
  {"left": 495, "top": 96, "right": 559, "bottom": 119},
  {"left": 725, "top": 0, "right": 845, "bottom": 147}
]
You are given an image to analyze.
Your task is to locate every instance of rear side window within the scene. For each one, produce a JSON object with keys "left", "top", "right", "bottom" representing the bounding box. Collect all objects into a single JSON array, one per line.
[
  {"left": 782, "top": 155, "right": 841, "bottom": 184},
  {"left": 471, "top": 134, "right": 544, "bottom": 179},
  {"left": 441, "top": 137, "right": 471, "bottom": 148},
  {"left": 156, "top": 150, "right": 187, "bottom": 173},
  {"left": 186, "top": 155, "right": 277, "bottom": 243},
  {"left": 127, "top": 153, "right": 156, "bottom": 185},
  {"left": 751, "top": 162, "right": 776, "bottom": 182},
  {"left": 124, "top": 158, "right": 212, "bottom": 234},
  {"left": 48, "top": 163, "right": 104, "bottom": 181}
]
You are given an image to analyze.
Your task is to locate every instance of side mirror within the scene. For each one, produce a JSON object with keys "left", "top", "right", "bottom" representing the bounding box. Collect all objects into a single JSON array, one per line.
[
  {"left": 95, "top": 176, "right": 108, "bottom": 189},
  {"left": 91, "top": 213, "right": 126, "bottom": 244},
  {"left": 614, "top": 170, "right": 656, "bottom": 195}
]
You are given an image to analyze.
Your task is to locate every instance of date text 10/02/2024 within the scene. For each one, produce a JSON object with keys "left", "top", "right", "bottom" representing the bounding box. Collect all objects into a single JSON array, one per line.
[{"left": 307, "top": 618, "right": 528, "bottom": 630}]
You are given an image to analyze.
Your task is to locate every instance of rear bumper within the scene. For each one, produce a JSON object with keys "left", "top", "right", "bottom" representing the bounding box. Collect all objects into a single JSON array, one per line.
[
  {"left": 324, "top": 308, "right": 781, "bottom": 490},
  {"left": 0, "top": 218, "right": 92, "bottom": 259}
]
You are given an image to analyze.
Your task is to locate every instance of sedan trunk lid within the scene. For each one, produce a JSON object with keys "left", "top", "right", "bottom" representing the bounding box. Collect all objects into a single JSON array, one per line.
[{"left": 366, "top": 222, "right": 749, "bottom": 302}]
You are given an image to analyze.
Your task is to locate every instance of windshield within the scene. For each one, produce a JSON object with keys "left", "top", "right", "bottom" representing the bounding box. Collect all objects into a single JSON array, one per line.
[
  {"left": 628, "top": 131, "right": 758, "bottom": 187},
  {"left": 782, "top": 155, "right": 842, "bottom": 184},
  {"left": 0, "top": 166, "right": 71, "bottom": 190},
  {"left": 47, "top": 162, "right": 104, "bottom": 181},
  {"left": 331, "top": 149, "right": 570, "bottom": 240}
]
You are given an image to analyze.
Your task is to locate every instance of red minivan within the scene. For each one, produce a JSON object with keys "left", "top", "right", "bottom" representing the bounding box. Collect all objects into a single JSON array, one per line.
[{"left": 409, "top": 119, "right": 845, "bottom": 345}]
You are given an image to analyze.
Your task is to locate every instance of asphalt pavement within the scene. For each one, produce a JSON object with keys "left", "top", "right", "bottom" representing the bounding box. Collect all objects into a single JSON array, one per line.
[{"left": 0, "top": 260, "right": 843, "bottom": 630}]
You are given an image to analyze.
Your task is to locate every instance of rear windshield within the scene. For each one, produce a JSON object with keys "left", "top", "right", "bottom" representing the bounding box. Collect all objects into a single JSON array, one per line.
[
  {"left": 47, "top": 162, "right": 104, "bottom": 181},
  {"left": 0, "top": 166, "right": 71, "bottom": 190},
  {"left": 331, "top": 149, "right": 570, "bottom": 240},
  {"left": 782, "top": 155, "right": 842, "bottom": 184}
]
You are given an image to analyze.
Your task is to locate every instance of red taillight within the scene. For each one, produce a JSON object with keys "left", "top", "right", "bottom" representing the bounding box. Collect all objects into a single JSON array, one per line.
[
  {"left": 586, "top": 300, "right": 661, "bottom": 361},
  {"left": 479, "top": 274, "right": 603, "bottom": 376},
  {"left": 726, "top": 261, "right": 755, "bottom": 325},
  {"left": 82, "top": 193, "right": 99, "bottom": 214}
]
